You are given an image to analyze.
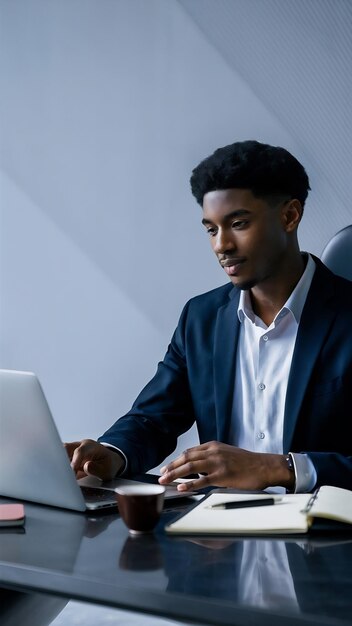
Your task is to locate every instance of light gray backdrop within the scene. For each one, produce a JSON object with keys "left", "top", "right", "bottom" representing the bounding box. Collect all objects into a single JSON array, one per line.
[{"left": 1, "top": 0, "right": 351, "bottom": 469}]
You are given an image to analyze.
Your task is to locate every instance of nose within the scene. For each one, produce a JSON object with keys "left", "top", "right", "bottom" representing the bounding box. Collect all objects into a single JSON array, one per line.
[{"left": 212, "top": 228, "right": 236, "bottom": 255}]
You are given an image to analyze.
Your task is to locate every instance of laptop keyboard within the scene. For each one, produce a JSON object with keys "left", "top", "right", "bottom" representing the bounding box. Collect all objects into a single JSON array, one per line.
[{"left": 80, "top": 486, "right": 116, "bottom": 503}]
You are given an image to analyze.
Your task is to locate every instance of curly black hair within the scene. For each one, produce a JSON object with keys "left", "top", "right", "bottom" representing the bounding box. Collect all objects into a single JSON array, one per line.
[{"left": 190, "top": 140, "right": 310, "bottom": 208}]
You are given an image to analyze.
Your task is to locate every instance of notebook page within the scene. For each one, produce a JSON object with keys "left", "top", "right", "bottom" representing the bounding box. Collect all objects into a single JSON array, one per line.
[
  {"left": 309, "top": 486, "right": 352, "bottom": 525},
  {"left": 166, "top": 493, "right": 310, "bottom": 535}
]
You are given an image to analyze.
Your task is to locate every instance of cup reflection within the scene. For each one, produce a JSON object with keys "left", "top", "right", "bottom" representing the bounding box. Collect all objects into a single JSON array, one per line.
[{"left": 119, "top": 534, "right": 164, "bottom": 571}]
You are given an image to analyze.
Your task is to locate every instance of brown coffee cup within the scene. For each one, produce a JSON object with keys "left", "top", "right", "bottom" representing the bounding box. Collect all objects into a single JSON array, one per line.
[{"left": 115, "top": 484, "right": 165, "bottom": 534}]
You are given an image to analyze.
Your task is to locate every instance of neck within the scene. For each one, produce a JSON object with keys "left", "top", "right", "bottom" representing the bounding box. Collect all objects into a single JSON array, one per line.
[{"left": 250, "top": 253, "right": 306, "bottom": 326}]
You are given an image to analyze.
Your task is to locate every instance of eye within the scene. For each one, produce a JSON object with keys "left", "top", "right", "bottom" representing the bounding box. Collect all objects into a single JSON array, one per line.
[
  {"left": 205, "top": 226, "right": 217, "bottom": 236},
  {"left": 232, "top": 220, "right": 248, "bottom": 230}
]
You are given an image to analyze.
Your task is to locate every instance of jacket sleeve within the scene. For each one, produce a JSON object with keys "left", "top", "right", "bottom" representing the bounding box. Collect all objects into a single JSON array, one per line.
[
  {"left": 98, "top": 301, "right": 196, "bottom": 476},
  {"left": 306, "top": 452, "right": 352, "bottom": 490}
]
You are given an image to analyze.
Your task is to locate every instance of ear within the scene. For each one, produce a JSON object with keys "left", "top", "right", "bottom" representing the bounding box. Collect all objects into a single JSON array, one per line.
[{"left": 281, "top": 199, "right": 303, "bottom": 233}]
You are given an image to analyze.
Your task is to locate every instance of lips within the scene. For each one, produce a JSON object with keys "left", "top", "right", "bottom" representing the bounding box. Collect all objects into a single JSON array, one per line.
[{"left": 220, "top": 259, "right": 245, "bottom": 276}]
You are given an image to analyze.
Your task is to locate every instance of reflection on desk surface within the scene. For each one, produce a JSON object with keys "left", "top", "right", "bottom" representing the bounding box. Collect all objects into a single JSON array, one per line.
[
  {"left": 159, "top": 533, "right": 352, "bottom": 622},
  {"left": 1, "top": 500, "right": 352, "bottom": 626},
  {"left": 0, "top": 505, "right": 87, "bottom": 572}
]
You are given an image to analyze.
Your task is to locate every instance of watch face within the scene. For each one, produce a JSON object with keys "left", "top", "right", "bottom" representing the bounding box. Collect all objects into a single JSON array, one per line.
[{"left": 286, "top": 455, "right": 294, "bottom": 471}]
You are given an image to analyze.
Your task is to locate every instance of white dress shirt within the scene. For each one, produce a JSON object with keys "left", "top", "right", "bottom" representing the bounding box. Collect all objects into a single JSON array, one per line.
[{"left": 230, "top": 253, "right": 317, "bottom": 492}]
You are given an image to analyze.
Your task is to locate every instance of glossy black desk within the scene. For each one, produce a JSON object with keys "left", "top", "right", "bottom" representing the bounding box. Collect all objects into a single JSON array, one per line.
[{"left": 1, "top": 497, "right": 352, "bottom": 626}]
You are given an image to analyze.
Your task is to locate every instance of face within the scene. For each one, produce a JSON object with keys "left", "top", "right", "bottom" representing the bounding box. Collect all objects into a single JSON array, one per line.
[{"left": 202, "top": 188, "right": 299, "bottom": 292}]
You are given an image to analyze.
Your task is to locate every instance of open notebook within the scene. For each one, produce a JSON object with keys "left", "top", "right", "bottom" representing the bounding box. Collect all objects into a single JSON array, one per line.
[{"left": 165, "top": 486, "right": 352, "bottom": 535}]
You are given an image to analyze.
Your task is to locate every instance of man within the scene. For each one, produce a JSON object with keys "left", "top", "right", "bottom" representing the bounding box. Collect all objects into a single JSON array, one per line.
[{"left": 66, "top": 140, "right": 352, "bottom": 493}]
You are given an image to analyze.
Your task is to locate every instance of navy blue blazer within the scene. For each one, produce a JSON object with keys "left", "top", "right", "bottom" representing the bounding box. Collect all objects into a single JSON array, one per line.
[{"left": 99, "top": 257, "right": 352, "bottom": 489}]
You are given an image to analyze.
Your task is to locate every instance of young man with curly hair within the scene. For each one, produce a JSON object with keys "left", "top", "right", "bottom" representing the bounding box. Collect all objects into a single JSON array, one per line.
[{"left": 66, "top": 140, "right": 352, "bottom": 493}]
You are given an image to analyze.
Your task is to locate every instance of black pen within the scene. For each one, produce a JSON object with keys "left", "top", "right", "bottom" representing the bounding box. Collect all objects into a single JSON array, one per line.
[{"left": 208, "top": 497, "right": 278, "bottom": 510}]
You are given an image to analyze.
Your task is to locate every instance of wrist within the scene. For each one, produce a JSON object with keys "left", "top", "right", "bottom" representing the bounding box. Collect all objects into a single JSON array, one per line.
[
  {"left": 109, "top": 449, "right": 126, "bottom": 477},
  {"left": 261, "top": 453, "right": 296, "bottom": 490},
  {"left": 100, "top": 444, "right": 126, "bottom": 477}
]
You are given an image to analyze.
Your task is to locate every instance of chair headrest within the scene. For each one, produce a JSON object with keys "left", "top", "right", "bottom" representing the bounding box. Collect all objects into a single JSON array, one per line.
[{"left": 321, "top": 225, "right": 352, "bottom": 281}]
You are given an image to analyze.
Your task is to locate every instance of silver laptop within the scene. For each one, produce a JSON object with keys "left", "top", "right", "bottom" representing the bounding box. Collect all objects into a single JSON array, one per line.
[{"left": 0, "top": 369, "right": 187, "bottom": 512}]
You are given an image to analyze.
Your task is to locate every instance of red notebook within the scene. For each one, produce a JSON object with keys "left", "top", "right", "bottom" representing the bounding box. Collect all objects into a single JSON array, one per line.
[{"left": 0, "top": 503, "right": 25, "bottom": 527}]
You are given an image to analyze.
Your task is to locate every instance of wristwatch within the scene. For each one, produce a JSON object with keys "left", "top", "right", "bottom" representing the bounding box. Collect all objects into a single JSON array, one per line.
[{"left": 285, "top": 452, "right": 296, "bottom": 492}]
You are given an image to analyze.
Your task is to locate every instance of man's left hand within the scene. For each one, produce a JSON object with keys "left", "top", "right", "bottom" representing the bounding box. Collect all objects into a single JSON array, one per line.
[{"left": 159, "top": 441, "right": 293, "bottom": 491}]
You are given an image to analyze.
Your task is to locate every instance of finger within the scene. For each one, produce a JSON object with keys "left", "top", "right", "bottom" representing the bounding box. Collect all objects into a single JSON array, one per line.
[
  {"left": 160, "top": 446, "right": 207, "bottom": 475},
  {"left": 75, "top": 470, "right": 88, "bottom": 480},
  {"left": 64, "top": 441, "right": 81, "bottom": 461},
  {"left": 176, "top": 473, "right": 214, "bottom": 492},
  {"left": 160, "top": 442, "right": 223, "bottom": 476},
  {"left": 160, "top": 456, "right": 185, "bottom": 475},
  {"left": 70, "top": 443, "right": 90, "bottom": 472},
  {"left": 159, "top": 458, "right": 208, "bottom": 484},
  {"left": 83, "top": 460, "right": 104, "bottom": 479}
]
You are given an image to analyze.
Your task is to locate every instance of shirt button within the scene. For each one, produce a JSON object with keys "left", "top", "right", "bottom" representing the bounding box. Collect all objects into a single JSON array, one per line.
[
  {"left": 262, "top": 335, "right": 268, "bottom": 342},
  {"left": 257, "top": 432, "right": 265, "bottom": 439},
  {"left": 258, "top": 383, "right": 266, "bottom": 390}
]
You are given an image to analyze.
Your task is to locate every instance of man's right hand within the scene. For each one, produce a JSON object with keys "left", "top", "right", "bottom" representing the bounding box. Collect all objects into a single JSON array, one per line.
[{"left": 64, "top": 439, "right": 125, "bottom": 481}]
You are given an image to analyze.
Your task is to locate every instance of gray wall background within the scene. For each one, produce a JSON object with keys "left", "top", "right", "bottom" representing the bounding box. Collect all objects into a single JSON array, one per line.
[{"left": 1, "top": 0, "right": 351, "bottom": 469}]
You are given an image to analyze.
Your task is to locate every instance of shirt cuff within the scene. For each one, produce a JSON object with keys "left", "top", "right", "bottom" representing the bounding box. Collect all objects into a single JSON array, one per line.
[
  {"left": 290, "top": 452, "right": 317, "bottom": 493},
  {"left": 99, "top": 442, "right": 128, "bottom": 476}
]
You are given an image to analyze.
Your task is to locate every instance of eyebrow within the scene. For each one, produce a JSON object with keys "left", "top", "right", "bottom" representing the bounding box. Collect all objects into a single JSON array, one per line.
[{"left": 201, "top": 209, "right": 251, "bottom": 226}]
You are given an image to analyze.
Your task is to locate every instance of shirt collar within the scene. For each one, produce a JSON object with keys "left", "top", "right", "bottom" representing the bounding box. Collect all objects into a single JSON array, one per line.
[{"left": 237, "top": 253, "right": 316, "bottom": 325}]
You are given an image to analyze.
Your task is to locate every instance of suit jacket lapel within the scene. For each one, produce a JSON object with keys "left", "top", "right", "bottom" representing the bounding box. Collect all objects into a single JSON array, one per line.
[
  {"left": 283, "top": 260, "right": 337, "bottom": 451},
  {"left": 213, "top": 288, "right": 240, "bottom": 442}
]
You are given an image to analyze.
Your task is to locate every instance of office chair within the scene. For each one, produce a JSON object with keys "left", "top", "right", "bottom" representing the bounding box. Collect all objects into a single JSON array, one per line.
[{"left": 321, "top": 225, "right": 352, "bottom": 281}]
